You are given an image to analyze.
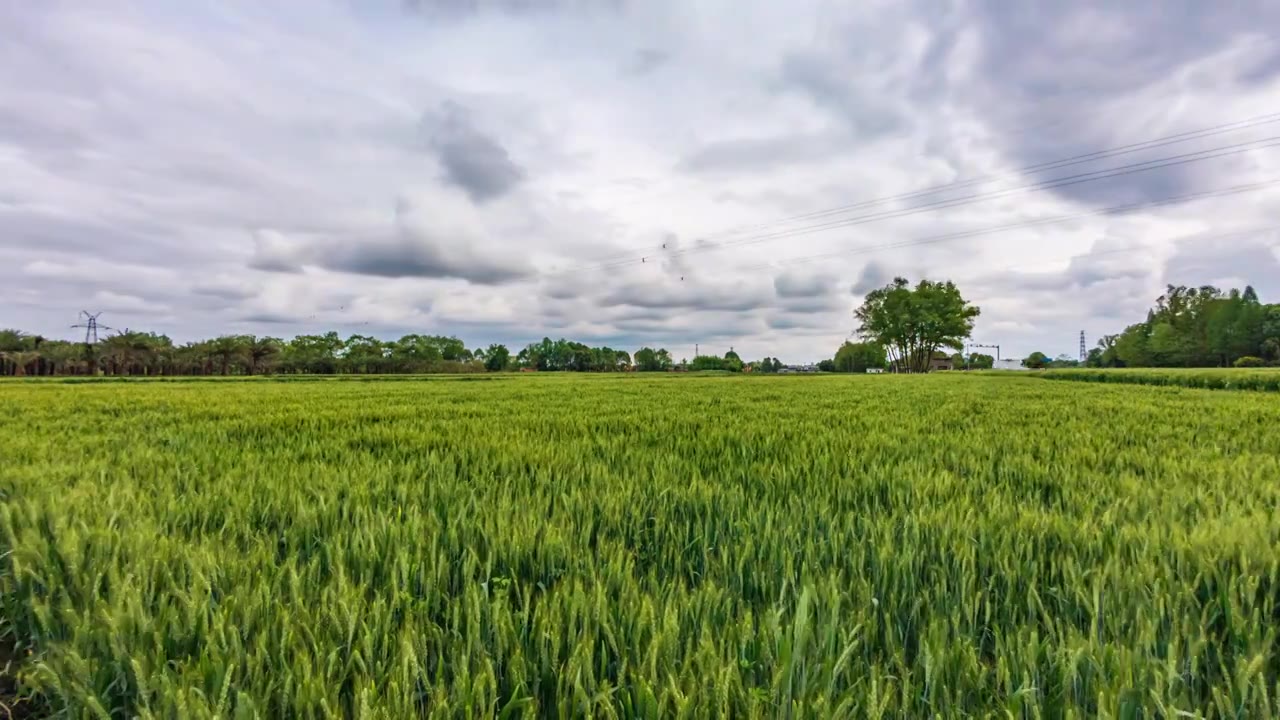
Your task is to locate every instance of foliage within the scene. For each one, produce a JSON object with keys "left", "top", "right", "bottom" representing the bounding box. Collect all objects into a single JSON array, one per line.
[
  {"left": 1095, "top": 285, "right": 1277, "bottom": 368},
  {"left": 1022, "top": 351, "right": 1049, "bottom": 369},
  {"left": 832, "top": 341, "right": 886, "bottom": 373},
  {"left": 0, "top": 330, "right": 725, "bottom": 377},
  {"left": 749, "top": 357, "right": 784, "bottom": 373},
  {"left": 966, "top": 353, "right": 995, "bottom": 370},
  {"left": 483, "top": 344, "right": 512, "bottom": 372},
  {"left": 816, "top": 359, "right": 835, "bottom": 372},
  {"left": 1233, "top": 355, "right": 1265, "bottom": 368},
  {"left": 633, "top": 347, "right": 673, "bottom": 372},
  {"left": 1039, "top": 367, "right": 1280, "bottom": 392},
  {"left": 689, "top": 353, "right": 743, "bottom": 372},
  {"left": 854, "top": 278, "right": 979, "bottom": 373},
  {"left": 1, "top": 374, "right": 1278, "bottom": 717}
]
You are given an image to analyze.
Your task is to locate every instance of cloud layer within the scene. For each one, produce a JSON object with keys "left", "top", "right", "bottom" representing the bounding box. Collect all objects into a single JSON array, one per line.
[{"left": 4, "top": 0, "right": 1280, "bottom": 360}]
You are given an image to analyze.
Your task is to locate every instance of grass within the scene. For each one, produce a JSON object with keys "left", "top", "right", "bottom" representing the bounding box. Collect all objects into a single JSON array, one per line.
[
  {"left": 1, "top": 373, "right": 1278, "bottom": 718},
  {"left": 1040, "top": 367, "right": 1280, "bottom": 392}
]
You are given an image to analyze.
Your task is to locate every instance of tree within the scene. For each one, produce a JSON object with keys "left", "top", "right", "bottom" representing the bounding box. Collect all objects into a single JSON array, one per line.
[
  {"left": 248, "top": 337, "right": 281, "bottom": 375},
  {"left": 967, "top": 353, "right": 995, "bottom": 370},
  {"left": 854, "top": 278, "right": 979, "bottom": 373},
  {"left": 210, "top": 335, "right": 251, "bottom": 376},
  {"left": 483, "top": 344, "right": 511, "bottom": 371},
  {"left": 833, "top": 341, "right": 886, "bottom": 373},
  {"left": 817, "top": 359, "right": 836, "bottom": 372},
  {"left": 689, "top": 355, "right": 726, "bottom": 371},
  {"left": 1022, "top": 351, "right": 1049, "bottom": 369},
  {"left": 634, "top": 347, "right": 672, "bottom": 372}
]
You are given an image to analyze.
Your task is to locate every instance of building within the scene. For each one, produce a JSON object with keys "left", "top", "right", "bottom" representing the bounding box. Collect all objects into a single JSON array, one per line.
[{"left": 989, "top": 358, "right": 1030, "bottom": 371}]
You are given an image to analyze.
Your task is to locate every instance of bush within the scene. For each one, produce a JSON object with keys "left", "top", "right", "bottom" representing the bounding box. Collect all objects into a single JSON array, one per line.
[{"left": 1234, "top": 356, "right": 1265, "bottom": 368}]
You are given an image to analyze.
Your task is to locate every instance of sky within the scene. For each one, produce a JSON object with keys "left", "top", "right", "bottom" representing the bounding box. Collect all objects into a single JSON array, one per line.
[{"left": 3, "top": 0, "right": 1280, "bottom": 363}]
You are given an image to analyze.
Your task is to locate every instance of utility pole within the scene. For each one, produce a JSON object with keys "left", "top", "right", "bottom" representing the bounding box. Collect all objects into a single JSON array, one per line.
[{"left": 1079, "top": 331, "right": 1086, "bottom": 363}]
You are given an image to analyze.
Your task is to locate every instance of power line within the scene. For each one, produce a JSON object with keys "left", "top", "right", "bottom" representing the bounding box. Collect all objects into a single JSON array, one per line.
[
  {"left": 682, "top": 112, "right": 1280, "bottom": 238},
  {"left": 546, "top": 109, "right": 1280, "bottom": 276},
  {"left": 735, "top": 178, "right": 1280, "bottom": 272},
  {"left": 575, "top": 138, "right": 1280, "bottom": 274}
]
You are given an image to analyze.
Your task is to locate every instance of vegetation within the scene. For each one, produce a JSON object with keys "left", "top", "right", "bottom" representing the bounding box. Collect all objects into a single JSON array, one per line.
[
  {"left": 1089, "top": 284, "right": 1280, "bottom": 368},
  {"left": 2, "top": 373, "right": 1277, "bottom": 717},
  {"left": 832, "top": 341, "right": 886, "bottom": 373},
  {"left": 853, "top": 277, "right": 980, "bottom": 373},
  {"left": 0, "top": 330, "right": 704, "bottom": 377},
  {"left": 1040, "top": 367, "right": 1280, "bottom": 391}
]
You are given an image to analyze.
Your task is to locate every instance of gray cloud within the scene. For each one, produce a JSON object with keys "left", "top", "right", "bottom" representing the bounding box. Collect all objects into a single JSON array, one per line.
[
  {"left": 774, "top": 270, "right": 837, "bottom": 298},
  {"left": 850, "top": 261, "right": 892, "bottom": 296},
  {"left": 601, "top": 279, "right": 774, "bottom": 313},
  {"left": 324, "top": 234, "right": 528, "bottom": 283},
  {"left": 423, "top": 101, "right": 526, "bottom": 203}
]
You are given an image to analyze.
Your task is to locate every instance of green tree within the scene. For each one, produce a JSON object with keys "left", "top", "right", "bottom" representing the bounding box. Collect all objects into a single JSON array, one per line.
[
  {"left": 967, "top": 353, "right": 995, "bottom": 370},
  {"left": 833, "top": 341, "right": 886, "bottom": 373},
  {"left": 634, "top": 347, "right": 672, "bottom": 372},
  {"left": 1022, "top": 351, "right": 1049, "bottom": 369},
  {"left": 248, "top": 337, "right": 282, "bottom": 375},
  {"left": 854, "top": 277, "right": 980, "bottom": 373},
  {"left": 483, "top": 344, "right": 511, "bottom": 371}
]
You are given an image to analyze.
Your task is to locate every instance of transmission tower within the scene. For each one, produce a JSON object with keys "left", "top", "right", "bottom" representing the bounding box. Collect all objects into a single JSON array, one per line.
[
  {"left": 71, "top": 311, "right": 112, "bottom": 368},
  {"left": 1079, "top": 331, "right": 1086, "bottom": 363}
]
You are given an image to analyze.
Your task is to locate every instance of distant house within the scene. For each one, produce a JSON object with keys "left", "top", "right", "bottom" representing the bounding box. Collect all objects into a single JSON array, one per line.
[
  {"left": 891, "top": 352, "right": 954, "bottom": 373},
  {"left": 866, "top": 368, "right": 884, "bottom": 374}
]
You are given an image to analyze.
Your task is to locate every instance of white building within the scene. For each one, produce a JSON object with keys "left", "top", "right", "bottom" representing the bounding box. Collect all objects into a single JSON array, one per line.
[{"left": 990, "top": 358, "right": 1030, "bottom": 371}]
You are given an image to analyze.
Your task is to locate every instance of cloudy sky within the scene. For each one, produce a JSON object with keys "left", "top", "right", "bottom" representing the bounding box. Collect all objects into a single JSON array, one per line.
[{"left": 4, "top": 0, "right": 1280, "bottom": 362}]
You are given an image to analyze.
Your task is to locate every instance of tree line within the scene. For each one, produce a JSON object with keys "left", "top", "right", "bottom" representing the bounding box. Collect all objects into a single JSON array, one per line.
[
  {"left": 0, "top": 329, "right": 796, "bottom": 377},
  {"left": 1065, "top": 285, "right": 1279, "bottom": 369}
]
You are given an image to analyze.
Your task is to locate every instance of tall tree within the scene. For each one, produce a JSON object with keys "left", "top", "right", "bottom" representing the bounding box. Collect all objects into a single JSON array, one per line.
[
  {"left": 854, "top": 278, "right": 980, "bottom": 373},
  {"left": 833, "top": 341, "right": 886, "bottom": 373},
  {"left": 483, "top": 343, "right": 511, "bottom": 372}
]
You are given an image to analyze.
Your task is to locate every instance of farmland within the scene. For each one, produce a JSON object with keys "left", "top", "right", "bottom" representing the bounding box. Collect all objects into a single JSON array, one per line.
[
  {"left": 1, "top": 374, "right": 1278, "bottom": 718},
  {"left": 1040, "top": 367, "right": 1280, "bottom": 392}
]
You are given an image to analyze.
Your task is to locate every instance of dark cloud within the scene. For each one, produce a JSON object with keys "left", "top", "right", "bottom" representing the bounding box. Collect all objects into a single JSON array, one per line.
[
  {"left": 774, "top": 270, "right": 837, "bottom": 298},
  {"left": 239, "top": 311, "right": 301, "bottom": 324},
  {"left": 601, "top": 280, "right": 774, "bottom": 313},
  {"left": 969, "top": 0, "right": 1280, "bottom": 206},
  {"left": 324, "top": 234, "right": 528, "bottom": 284},
  {"left": 423, "top": 101, "right": 526, "bottom": 203},
  {"left": 849, "top": 261, "right": 892, "bottom": 296}
]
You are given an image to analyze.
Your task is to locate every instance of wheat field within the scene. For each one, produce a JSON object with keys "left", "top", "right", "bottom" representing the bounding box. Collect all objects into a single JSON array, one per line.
[{"left": 1, "top": 374, "right": 1277, "bottom": 718}]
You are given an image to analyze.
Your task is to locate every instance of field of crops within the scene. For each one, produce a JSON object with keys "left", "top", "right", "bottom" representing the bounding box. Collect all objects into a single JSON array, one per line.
[
  {"left": 1040, "top": 367, "right": 1280, "bottom": 391},
  {"left": 2, "top": 374, "right": 1278, "bottom": 718}
]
